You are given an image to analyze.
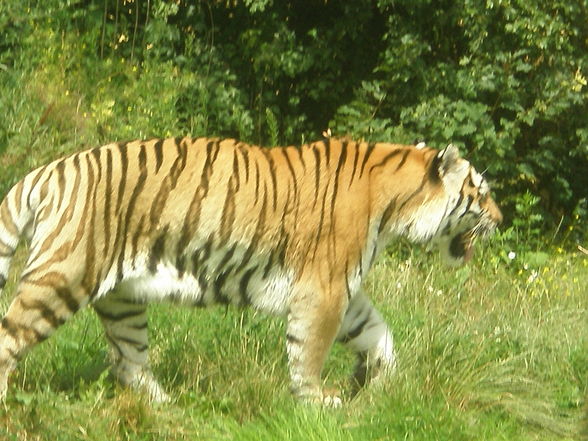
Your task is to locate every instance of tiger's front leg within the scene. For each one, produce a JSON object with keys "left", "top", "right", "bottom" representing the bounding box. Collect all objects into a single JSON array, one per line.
[
  {"left": 285, "top": 284, "right": 348, "bottom": 407},
  {"left": 337, "top": 291, "right": 396, "bottom": 392}
]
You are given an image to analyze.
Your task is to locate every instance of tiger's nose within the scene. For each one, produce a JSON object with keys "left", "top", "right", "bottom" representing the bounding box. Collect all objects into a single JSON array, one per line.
[
  {"left": 491, "top": 201, "right": 503, "bottom": 225},
  {"left": 483, "top": 196, "right": 503, "bottom": 225}
]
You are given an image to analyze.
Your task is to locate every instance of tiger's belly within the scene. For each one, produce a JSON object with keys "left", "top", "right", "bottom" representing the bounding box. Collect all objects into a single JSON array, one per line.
[{"left": 95, "top": 245, "right": 294, "bottom": 316}]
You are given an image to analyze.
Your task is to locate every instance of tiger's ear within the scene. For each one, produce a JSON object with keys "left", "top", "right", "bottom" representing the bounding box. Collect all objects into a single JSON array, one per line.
[
  {"left": 431, "top": 144, "right": 468, "bottom": 184},
  {"left": 437, "top": 144, "right": 461, "bottom": 176}
]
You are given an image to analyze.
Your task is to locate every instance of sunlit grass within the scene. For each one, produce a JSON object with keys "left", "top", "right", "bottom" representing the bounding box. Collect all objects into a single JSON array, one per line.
[{"left": 0, "top": 239, "right": 586, "bottom": 440}]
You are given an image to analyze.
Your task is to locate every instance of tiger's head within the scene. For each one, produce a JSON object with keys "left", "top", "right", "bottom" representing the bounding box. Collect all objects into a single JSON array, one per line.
[
  {"left": 373, "top": 141, "right": 502, "bottom": 266},
  {"left": 428, "top": 144, "right": 503, "bottom": 266}
]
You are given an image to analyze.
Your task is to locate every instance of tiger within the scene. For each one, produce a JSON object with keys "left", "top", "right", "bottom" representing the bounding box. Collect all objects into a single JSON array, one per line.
[{"left": 0, "top": 136, "right": 502, "bottom": 405}]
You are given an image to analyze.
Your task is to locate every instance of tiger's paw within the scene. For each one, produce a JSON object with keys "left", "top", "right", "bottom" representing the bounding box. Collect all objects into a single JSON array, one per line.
[
  {"left": 322, "top": 393, "right": 342, "bottom": 408},
  {"left": 316, "top": 388, "right": 342, "bottom": 408},
  {"left": 146, "top": 381, "right": 171, "bottom": 404},
  {"left": 293, "top": 381, "right": 343, "bottom": 407}
]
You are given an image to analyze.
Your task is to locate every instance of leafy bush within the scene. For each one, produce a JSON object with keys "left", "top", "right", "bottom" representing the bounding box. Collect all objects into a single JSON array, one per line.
[
  {"left": 1, "top": 0, "right": 587, "bottom": 242},
  {"left": 332, "top": 0, "right": 588, "bottom": 238}
]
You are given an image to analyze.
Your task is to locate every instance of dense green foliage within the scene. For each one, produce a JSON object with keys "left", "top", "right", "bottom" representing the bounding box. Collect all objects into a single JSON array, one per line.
[{"left": 1, "top": 0, "right": 587, "bottom": 238}]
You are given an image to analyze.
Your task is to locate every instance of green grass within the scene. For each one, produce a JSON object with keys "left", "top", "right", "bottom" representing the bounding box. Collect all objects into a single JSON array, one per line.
[{"left": 0, "top": 242, "right": 586, "bottom": 440}]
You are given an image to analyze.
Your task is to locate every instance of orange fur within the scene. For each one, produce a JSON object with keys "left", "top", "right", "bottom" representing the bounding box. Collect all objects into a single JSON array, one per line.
[{"left": 0, "top": 137, "right": 501, "bottom": 404}]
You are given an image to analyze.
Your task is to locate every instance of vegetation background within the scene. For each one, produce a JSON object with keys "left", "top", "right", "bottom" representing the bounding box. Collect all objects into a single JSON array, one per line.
[{"left": 0, "top": 0, "right": 587, "bottom": 439}]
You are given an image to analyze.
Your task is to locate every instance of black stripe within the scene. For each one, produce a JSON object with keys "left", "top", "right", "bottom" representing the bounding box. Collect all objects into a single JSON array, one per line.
[
  {"left": 428, "top": 152, "right": 442, "bottom": 183},
  {"left": 54, "top": 159, "right": 67, "bottom": 212},
  {"left": 104, "top": 148, "right": 113, "bottom": 251},
  {"left": 359, "top": 142, "right": 376, "bottom": 178},
  {"left": 323, "top": 138, "right": 331, "bottom": 166},
  {"left": 253, "top": 159, "right": 261, "bottom": 205},
  {"left": 168, "top": 137, "right": 188, "bottom": 189},
  {"left": 13, "top": 179, "right": 23, "bottom": 214},
  {"left": 129, "top": 321, "right": 148, "bottom": 330},
  {"left": 154, "top": 139, "right": 164, "bottom": 173},
  {"left": 0, "top": 195, "right": 20, "bottom": 237},
  {"left": 91, "top": 147, "right": 102, "bottom": 182},
  {"left": 117, "top": 144, "right": 148, "bottom": 281},
  {"left": 262, "top": 249, "right": 275, "bottom": 280},
  {"left": 31, "top": 328, "right": 50, "bottom": 344},
  {"left": 463, "top": 195, "right": 474, "bottom": 214},
  {"left": 213, "top": 264, "right": 235, "bottom": 304},
  {"left": 0, "top": 274, "right": 6, "bottom": 289},
  {"left": 176, "top": 254, "right": 186, "bottom": 278},
  {"left": 329, "top": 140, "right": 348, "bottom": 229},
  {"left": 397, "top": 176, "right": 427, "bottom": 212},
  {"left": 191, "top": 239, "right": 212, "bottom": 275},
  {"left": 312, "top": 181, "right": 330, "bottom": 261},
  {"left": 340, "top": 314, "right": 371, "bottom": 343},
  {"left": 149, "top": 228, "right": 167, "bottom": 273},
  {"left": 104, "top": 333, "right": 124, "bottom": 359},
  {"left": 368, "top": 244, "right": 378, "bottom": 269},
  {"left": 1, "top": 317, "right": 18, "bottom": 338},
  {"left": 212, "top": 245, "right": 237, "bottom": 301},
  {"left": 344, "top": 260, "right": 352, "bottom": 300},
  {"left": 238, "top": 144, "right": 250, "bottom": 182},
  {"left": 216, "top": 244, "right": 237, "bottom": 274},
  {"left": 95, "top": 307, "right": 145, "bottom": 322},
  {"left": 220, "top": 174, "right": 237, "bottom": 242},
  {"left": 27, "top": 165, "right": 48, "bottom": 209},
  {"left": 449, "top": 192, "right": 465, "bottom": 217},
  {"left": 262, "top": 149, "right": 278, "bottom": 210},
  {"left": 280, "top": 148, "right": 299, "bottom": 201},
  {"left": 232, "top": 148, "right": 241, "bottom": 193},
  {"left": 369, "top": 149, "right": 403, "bottom": 173},
  {"left": 312, "top": 145, "right": 321, "bottom": 208},
  {"left": 234, "top": 187, "right": 267, "bottom": 277},
  {"left": 55, "top": 287, "right": 80, "bottom": 313},
  {"left": 349, "top": 141, "right": 361, "bottom": 188},
  {"left": 396, "top": 149, "right": 410, "bottom": 171},
  {"left": 201, "top": 140, "right": 217, "bottom": 186},
  {"left": 378, "top": 197, "right": 398, "bottom": 234},
  {"left": 275, "top": 233, "right": 288, "bottom": 268},
  {"left": 238, "top": 266, "right": 256, "bottom": 306},
  {"left": 234, "top": 236, "right": 257, "bottom": 275},
  {"left": 21, "top": 299, "right": 64, "bottom": 328},
  {"left": 82, "top": 153, "right": 100, "bottom": 296},
  {"left": 6, "top": 346, "right": 19, "bottom": 361},
  {"left": 130, "top": 215, "right": 145, "bottom": 268},
  {"left": 176, "top": 220, "right": 194, "bottom": 259},
  {"left": 286, "top": 333, "right": 303, "bottom": 345},
  {"left": 111, "top": 334, "right": 147, "bottom": 350},
  {"left": 116, "top": 143, "right": 129, "bottom": 212},
  {"left": 197, "top": 268, "right": 209, "bottom": 299},
  {"left": 108, "top": 215, "right": 125, "bottom": 284},
  {"left": 71, "top": 154, "right": 95, "bottom": 252},
  {"left": 208, "top": 139, "right": 221, "bottom": 163}
]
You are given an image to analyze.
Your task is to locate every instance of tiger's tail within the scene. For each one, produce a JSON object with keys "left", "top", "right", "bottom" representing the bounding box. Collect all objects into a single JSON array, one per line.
[{"left": 0, "top": 177, "right": 37, "bottom": 291}]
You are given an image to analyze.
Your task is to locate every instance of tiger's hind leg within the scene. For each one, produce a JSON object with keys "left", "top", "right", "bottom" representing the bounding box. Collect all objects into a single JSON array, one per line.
[
  {"left": 0, "top": 278, "right": 85, "bottom": 400},
  {"left": 337, "top": 291, "right": 396, "bottom": 394},
  {"left": 93, "top": 294, "right": 169, "bottom": 403}
]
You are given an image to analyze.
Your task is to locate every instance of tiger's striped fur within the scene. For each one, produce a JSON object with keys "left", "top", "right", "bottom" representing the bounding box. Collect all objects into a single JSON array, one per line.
[{"left": 0, "top": 137, "right": 502, "bottom": 404}]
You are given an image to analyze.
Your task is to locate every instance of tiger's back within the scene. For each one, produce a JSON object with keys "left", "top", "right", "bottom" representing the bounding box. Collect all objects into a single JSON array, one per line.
[{"left": 0, "top": 136, "right": 502, "bottom": 405}]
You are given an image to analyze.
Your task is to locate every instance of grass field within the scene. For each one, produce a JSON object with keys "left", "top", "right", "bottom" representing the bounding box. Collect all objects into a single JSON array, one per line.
[{"left": 0, "top": 240, "right": 586, "bottom": 440}]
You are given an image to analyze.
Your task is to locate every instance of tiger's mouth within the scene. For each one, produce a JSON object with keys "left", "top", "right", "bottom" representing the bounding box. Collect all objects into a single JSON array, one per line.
[{"left": 449, "top": 231, "right": 475, "bottom": 263}]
